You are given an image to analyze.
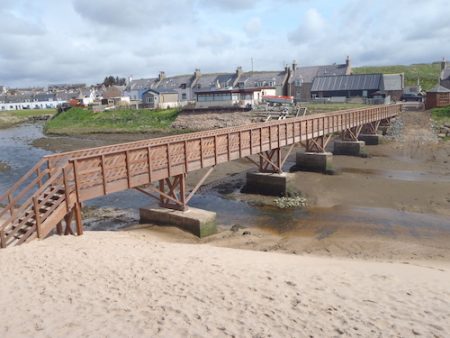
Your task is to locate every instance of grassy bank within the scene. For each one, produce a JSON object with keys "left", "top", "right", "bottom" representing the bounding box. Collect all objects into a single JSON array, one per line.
[
  {"left": 45, "top": 107, "right": 180, "bottom": 135},
  {"left": 0, "top": 109, "right": 56, "bottom": 129},
  {"left": 353, "top": 63, "right": 441, "bottom": 91}
]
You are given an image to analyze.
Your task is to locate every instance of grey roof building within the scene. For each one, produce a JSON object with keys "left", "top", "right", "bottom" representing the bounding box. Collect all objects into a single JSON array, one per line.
[{"left": 311, "top": 73, "right": 384, "bottom": 98}]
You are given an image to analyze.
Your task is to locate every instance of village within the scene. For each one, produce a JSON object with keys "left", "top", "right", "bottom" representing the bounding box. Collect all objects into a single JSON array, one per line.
[{"left": 2, "top": 57, "right": 450, "bottom": 113}]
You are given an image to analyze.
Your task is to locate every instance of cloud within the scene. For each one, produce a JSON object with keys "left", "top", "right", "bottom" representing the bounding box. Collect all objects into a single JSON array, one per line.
[
  {"left": 288, "top": 8, "right": 326, "bottom": 45},
  {"left": 73, "top": 0, "right": 195, "bottom": 29},
  {"left": 244, "top": 17, "right": 262, "bottom": 36}
]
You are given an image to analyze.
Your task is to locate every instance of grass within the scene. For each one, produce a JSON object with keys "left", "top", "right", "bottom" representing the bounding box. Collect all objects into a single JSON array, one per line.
[
  {"left": 431, "top": 106, "right": 450, "bottom": 141},
  {"left": 302, "top": 103, "right": 368, "bottom": 113},
  {"left": 353, "top": 63, "right": 441, "bottom": 91},
  {"left": 0, "top": 109, "right": 56, "bottom": 129},
  {"left": 45, "top": 107, "right": 181, "bottom": 135},
  {"left": 431, "top": 105, "right": 450, "bottom": 124}
]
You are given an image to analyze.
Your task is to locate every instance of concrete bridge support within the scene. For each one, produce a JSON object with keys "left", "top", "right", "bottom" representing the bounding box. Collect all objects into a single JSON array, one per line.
[
  {"left": 295, "top": 135, "right": 333, "bottom": 174},
  {"left": 243, "top": 148, "right": 295, "bottom": 196},
  {"left": 138, "top": 171, "right": 217, "bottom": 238}
]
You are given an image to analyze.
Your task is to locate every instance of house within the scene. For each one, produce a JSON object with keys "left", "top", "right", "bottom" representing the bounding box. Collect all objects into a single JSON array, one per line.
[
  {"left": 311, "top": 73, "right": 384, "bottom": 101},
  {"left": 142, "top": 88, "right": 179, "bottom": 109},
  {"left": 440, "top": 58, "right": 450, "bottom": 90},
  {"left": 124, "top": 77, "right": 158, "bottom": 101},
  {"left": 156, "top": 73, "right": 196, "bottom": 104},
  {"left": 0, "top": 93, "right": 65, "bottom": 111},
  {"left": 382, "top": 74, "right": 404, "bottom": 101},
  {"left": 101, "top": 85, "right": 129, "bottom": 106},
  {"left": 425, "top": 85, "right": 450, "bottom": 109},
  {"left": 234, "top": 69, "right": 289, "bottom": 95},
  {"left": 195, "top": 87, "right": 276, "bottom": 109},
  {"left": 288, "top": 57, "right": 352, "bottom": 101}
]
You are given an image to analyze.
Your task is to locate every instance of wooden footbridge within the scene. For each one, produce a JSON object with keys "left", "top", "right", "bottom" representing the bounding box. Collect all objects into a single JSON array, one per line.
[{"left": 0, "top": 104, "right": 401, "bottom": 248}]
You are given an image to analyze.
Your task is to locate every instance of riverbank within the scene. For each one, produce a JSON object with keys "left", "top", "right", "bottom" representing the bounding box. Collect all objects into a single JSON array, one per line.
[
  {"left": 0, "top": 231, "right": 449, "bottom": 337},
  {"left": 0, "top": 109, "right": 54, "bottom": 129},
  {"left": 44, "top": 107, "right": 181, "bottom": 135}
]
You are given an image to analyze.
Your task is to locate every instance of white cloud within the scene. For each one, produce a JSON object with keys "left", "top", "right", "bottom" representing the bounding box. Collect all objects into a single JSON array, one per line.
[{"left": 244, "top": 17, "right": 262, "bottom": 37}]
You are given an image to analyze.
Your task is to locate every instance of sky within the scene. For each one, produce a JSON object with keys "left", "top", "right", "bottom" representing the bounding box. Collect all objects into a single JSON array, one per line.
[{"left": 0, "top": 0, "right": 449, "bottom": 87}]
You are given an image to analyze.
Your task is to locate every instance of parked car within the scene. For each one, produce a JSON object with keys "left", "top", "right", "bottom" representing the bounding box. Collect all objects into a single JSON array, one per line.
[{"left": 401, "top": 93, "right": 423, "bottom": 102}]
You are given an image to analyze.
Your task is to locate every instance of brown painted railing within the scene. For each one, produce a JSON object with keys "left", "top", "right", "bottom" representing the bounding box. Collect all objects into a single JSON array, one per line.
[{"left": 0, "top": 104, "right": 401, "bottom": 248}]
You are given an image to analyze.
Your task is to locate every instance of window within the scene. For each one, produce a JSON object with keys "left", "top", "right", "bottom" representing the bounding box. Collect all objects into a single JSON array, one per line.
[
  {"left": 295, "top": 80, "right": 302, "bottom": 86},
  {"left": 180, "top": 83, "right": 187, "bottom": 89},
  {"left": 181, "top": 93, "right": 187, "bottom": 100}
]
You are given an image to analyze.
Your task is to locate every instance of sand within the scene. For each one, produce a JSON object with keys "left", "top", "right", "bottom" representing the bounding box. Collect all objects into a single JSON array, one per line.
[{"left": 1, "top": 231, "right": 450, "bottom": 337}]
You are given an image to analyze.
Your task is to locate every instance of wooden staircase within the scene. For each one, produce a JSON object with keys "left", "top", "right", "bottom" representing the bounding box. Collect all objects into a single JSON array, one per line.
[{"left": 0, "top": 160, "right": 80, "bottom": 248}]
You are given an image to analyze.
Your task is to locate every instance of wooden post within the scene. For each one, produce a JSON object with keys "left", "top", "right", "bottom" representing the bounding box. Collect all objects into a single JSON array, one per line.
[
  {"left": 8, "top": 193, "right": 14, "bottom": 217},
  {"left": 100, "top": 155, "right": 107, "bottom": 195},
  {"left": 32, "top": 196, "right": 41, "bottom": 238},
  {"left": 0, "top": 229, "right": 6, "bottom": 248},
  {"left": 74, "top": 202, "right": 83, "bottom": 236},
  {"left": 147, "top": 146, "right": 153, "bottom": 183}
]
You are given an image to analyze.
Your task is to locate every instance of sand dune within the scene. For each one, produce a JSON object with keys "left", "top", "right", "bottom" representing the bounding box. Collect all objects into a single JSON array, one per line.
[{"left": 1, "top": 231, "right": 449, "bottom": 337}]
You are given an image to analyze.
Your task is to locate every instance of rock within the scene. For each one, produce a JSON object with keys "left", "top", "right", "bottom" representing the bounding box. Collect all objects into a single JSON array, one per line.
[
  {"left": 242, "top": 231, "right": 251, "bottom": 236},
  {"left": 231, "top": 224, "right": 246, "bottom": 233}
]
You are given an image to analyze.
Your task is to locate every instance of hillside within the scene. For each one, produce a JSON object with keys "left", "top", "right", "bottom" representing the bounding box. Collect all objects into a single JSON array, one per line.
[{"left": 353, "top": 63, "right": 442, "bottom": 91}]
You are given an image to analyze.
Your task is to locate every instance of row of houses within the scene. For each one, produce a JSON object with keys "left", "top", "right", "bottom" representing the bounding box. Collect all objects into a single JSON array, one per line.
[
  {"left": 10, "top": 55, "right": 448, "bottom": 111},
  {"left": 122, "top": 57, "right": 353, "bottom": 109}
]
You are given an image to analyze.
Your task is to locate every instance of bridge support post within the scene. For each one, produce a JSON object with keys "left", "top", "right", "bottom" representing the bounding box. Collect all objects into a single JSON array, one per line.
[
  {"left": 137, "top": 172, "right": 217, "bottom": 238},
  {"left": 358, "top": 121, "right": 383, "bottom": 145},
  {"left": 295, "top": 135, "right": 333, "bottom": 174},
  {"left": 243, "top": 148, "right": 295, "bottom": 196},
  {"left": 334, "top": 126, "right": 366, "bottom": 156}
]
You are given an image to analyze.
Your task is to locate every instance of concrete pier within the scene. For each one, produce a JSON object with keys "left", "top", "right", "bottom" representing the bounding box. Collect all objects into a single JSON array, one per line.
[
  {"left": 333, "top": 140, "right": 365, "bottom": 156},
  {"left": 295, "top": 152, "right": 333, "bottom": 173},
  {"left": 358, "top": 134, "right": 382, "bottom": 145},
  {"left": 243, "top": 172, "right": 294, "bottom": 196},
  {"left": 139, "top": 207, "right": 217, "bottom": 238}
]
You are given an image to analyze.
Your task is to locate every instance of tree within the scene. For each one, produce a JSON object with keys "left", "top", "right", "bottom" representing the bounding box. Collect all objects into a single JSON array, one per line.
[{"left": 102, "top": 75, "right": 126, "bottom": 87}]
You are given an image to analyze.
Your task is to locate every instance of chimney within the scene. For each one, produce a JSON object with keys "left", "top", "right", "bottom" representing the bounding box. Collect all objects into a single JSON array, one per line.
[
  {"left": 345, "top": 55, "right": 352, "bottom": 74},
  {"left": 292, "top": 60, "right": 298, "bottom": 71},
  {"left": 442, "top": 57, "right": 447, "bottom": 71},
  {"left": 236, "top": 66, "right": 243, "bottom": 77},
  {"left": 158, "top": 71, "right": 166, "bottom": 81},
  {"left": 194, "top": 68, "right": 201, "bottom": 80}
]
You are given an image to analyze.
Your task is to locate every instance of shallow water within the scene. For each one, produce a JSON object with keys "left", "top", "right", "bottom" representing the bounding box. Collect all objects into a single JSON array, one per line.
[
  {"left": 1, "top": 123, "right": 449, "bottom": 240},
  {"left": 340, "top": 167, "right": 450, "bottom": 183}
]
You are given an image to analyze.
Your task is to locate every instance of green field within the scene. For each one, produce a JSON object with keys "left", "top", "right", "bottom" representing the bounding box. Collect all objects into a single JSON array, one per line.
[
  {"left": 353, "top": 63, "right": 441, "bottom": 91},
  {"left": 0, "top": 109, "right": 56, "bottom": 129},
  {"left": 45, "top": 107, "right": 180, "bottom": 135}
]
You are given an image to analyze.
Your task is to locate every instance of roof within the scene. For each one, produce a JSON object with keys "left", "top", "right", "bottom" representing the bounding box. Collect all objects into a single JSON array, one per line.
[
  {"left": 383, "top": 74, "right": 404, "bottom": 91},
  {"left": 290, "top": 64, "right": 349, "bottom": 83},
  {"left": 311, "top": 74, "right": 383, "bottom": 92},
  {"left": 144, "top": 88, "right": 178, "bottom": 95},
  {"left": 237, "top": 71, "right": 287, "bottom": 88},
  {"left": 126, "top": 78, "right": 158, "bottom": 91},
  {"left": 193, "top": 73, "right": 236, "bottom": 90},
  {"left": 427, "top": 85, "right": 450, "bottom": 93},
  {"left": 157, "top": 75, "right": 194, "bottom": 89}
]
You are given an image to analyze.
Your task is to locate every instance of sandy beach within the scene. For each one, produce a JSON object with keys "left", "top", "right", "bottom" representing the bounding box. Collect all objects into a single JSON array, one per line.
[{"left": 1, "top": 231, "right": 449, "bottom": 337}]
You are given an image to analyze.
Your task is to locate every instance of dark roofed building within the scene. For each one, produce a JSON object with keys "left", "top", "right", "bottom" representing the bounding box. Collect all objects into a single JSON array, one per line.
[
  {"left": 311, "top": 73, "right": 383, "bottom": 99},
  {"left": 288, "top": 57, "right": 352, "bottom": 101},
  {"left": 425, "top": 85, "right": 450, "bottom": 109}
]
